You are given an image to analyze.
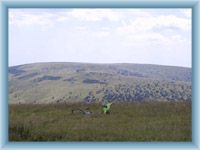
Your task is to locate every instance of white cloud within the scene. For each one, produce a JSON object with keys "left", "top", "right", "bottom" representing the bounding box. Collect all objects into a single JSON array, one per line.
[
  {"left": 9, "top": 10, "right": 54, "bottom": 27},
  {"left": 181, "top": 9, "right": 191, "bottom": 18},
  {"left": 69, "top": 9, "right": 121, "bottom": 22},
  {"left": 76, "top": 26, "right": 87, "bottom": 30},
  {"left": 117, "top": 15, "right": 191, "bottom": 34},
  {"left": 9, "top": 8, "right": 191, "bottom": 67},
  {"left": 91, "top": 31, "right": 110, "bottom": 38},
  {"left": 9, "top": 9, "right": 70, "bottom": 27},
  {"left": 56, "top": 16, "right": 68, "bottom": 22},
  {"left": 9, "top": 9, "right": 191, "bottom": 32},
  {"left": 116, "top": 14, "right": 191, "bottom": 46}
]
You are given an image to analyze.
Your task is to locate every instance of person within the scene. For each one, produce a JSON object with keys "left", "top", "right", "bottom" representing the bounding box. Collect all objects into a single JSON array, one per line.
[{"left": 102, "top": 102, "right": 112, "bottom": 114}]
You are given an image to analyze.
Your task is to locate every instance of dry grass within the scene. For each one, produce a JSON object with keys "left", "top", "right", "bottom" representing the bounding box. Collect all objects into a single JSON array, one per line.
[{"left": 9, "top": 101, "right": 191, "bottom": 141}]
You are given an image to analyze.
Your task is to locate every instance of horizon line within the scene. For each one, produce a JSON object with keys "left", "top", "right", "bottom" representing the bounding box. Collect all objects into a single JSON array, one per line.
[{"left": 9, "top": 61, "right": 192, "bottom": 68}]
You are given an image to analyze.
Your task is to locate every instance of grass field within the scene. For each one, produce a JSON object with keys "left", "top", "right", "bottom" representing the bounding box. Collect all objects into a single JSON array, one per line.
[{"left": 9, "top": 101, "right": 191, "bottom": 141}]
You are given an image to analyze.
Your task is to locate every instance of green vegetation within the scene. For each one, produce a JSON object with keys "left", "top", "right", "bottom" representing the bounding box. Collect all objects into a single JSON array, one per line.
[
  {"left": 9, "top": 62, "right": 191, "bottom": 104},
  {"left": 9, "top": 63, "right": 192, "bottom": 141},
  {"left": 9, "top": 101, "right": 191, "bottom": 141}
]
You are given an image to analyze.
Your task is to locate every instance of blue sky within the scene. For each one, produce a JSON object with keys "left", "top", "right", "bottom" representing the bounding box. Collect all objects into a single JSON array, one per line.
[{"left": 9, "top": 8, "right": 191, "bottom": 67}]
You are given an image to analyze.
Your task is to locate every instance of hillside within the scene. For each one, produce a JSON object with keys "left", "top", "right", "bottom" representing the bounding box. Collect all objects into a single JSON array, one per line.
[{"left": 9, "top": 62, "right": 192, "bottom": 104}]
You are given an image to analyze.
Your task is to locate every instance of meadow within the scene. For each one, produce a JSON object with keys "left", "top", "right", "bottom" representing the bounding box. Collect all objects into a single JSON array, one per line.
[{"left": 9, "top": 101, "right": 191, "bottom": 141}]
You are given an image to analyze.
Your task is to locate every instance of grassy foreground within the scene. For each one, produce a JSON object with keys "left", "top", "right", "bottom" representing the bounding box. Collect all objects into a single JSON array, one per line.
[{"left": 9, "top": 101, "right": 191, "bottom": 141}]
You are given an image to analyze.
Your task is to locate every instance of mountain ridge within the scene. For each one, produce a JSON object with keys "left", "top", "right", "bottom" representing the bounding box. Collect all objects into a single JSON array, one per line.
[
  {"left": 9, "top": 61, "right": 191, "bottom": 69},
  {"left": 9, "top": 62, "right": 192, "bottom": 104}
]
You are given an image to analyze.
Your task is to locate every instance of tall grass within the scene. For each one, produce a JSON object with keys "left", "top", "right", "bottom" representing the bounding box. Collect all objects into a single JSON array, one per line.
[{"left": 9, "top": 101, "right": 191, "bottom": 141}]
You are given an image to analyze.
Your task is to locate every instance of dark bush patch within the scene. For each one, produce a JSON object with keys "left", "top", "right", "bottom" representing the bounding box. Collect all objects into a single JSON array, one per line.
[
  {"left": 83, "top": 79, "right": 106, "bottom": 84},
  {"left": 63, "top": 77, "right": 76, "bottom": 83},
  {"left": 18, "top": 73, "right": 39, "bottom": 80},
  {"left": 9, "top": 66, "right": 26, "bottom": 76},
  {"left": 34, "top": 76, "right": 61, "bottom": 82}
]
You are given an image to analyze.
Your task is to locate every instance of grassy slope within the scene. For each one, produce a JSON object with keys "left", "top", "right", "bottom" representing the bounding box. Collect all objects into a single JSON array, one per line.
[
  {"left": 9, "top": 62, "right": 192, "bottom": 104},
  {"left": 9, "top": 101, "right": 191, "bottom": 141}
]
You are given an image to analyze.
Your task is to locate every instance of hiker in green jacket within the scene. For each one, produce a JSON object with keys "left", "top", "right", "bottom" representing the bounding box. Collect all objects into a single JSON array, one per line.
[{"left": 102, "top": 102, "right": 112, "bottom": 114}]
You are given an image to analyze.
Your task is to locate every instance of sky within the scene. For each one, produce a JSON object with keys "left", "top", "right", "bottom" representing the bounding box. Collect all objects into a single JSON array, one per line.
[{"left": 9, "top": 8, "right": 191, "bottom": 67}]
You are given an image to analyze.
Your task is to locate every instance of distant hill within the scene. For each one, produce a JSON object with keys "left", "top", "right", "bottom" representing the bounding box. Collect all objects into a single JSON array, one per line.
[{"left": 9, "top": 62, "right": 192, "bottom": 104}]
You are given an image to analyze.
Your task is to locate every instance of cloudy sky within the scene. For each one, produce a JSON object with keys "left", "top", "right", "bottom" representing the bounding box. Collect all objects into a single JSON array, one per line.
[{"left": 9, "top": 8, "right": 191, "bottom": 67}]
